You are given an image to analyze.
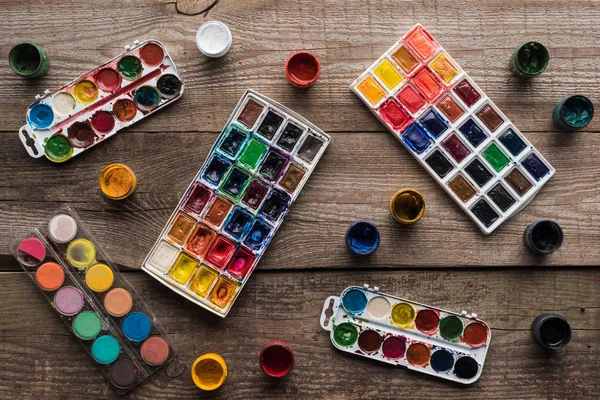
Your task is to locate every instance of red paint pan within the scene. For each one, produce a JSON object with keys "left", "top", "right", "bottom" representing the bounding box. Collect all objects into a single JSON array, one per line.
[{"left": 259, "top": 340, "right": 294, "bottom": 377}]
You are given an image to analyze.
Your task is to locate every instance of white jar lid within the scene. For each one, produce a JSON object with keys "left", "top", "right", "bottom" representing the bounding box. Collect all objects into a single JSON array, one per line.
[{"left": 196, "top": 21, "right": 232, "bottom": 58}]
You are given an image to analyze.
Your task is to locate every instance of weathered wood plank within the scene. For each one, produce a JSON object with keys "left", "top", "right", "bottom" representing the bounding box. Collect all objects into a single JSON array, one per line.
[
  {"left": 0, "top": 269, "right": 598, "bottom": 399},
  {"left": 0, "top": 0, "right": 599, "bottom": 134},
  {"left": 1, "top": 128, "right": 599, "bottom": 269}
]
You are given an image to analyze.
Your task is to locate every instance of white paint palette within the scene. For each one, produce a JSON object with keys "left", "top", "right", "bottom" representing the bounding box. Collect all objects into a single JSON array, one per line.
[
  {"left": 143, "top": 90, "right": 330, "bottom": 317},
  {"left": 320, "top": 284, "right": 491, "bottom": 384},
  {"left": 19, "top": 40, "right": 184, "bottom": 162},
  {"left": 350, "top": 24, "right": 555, "bottom": 234}
]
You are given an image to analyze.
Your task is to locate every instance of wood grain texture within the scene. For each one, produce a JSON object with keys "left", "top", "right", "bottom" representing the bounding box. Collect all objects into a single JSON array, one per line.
[{"left": 0, "top": 269, "right": 598, "bottom": 399}]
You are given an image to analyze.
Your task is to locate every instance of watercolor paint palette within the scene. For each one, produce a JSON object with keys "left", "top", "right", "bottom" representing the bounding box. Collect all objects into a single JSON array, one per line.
[
  {"left": 320, "top": 285, "right": 491, "bottom": 384},
  {"left": 13, "top": 207, "right": 175, "bottom": 394},
  {"left": 142, "top": 90, "right": 330, "bottom": 317},
  {"left": 19, "top": 40, "right": 183, "bottom": 162},
  {"left": 350, "top": 24, "right": 555, "bottom": 234}
]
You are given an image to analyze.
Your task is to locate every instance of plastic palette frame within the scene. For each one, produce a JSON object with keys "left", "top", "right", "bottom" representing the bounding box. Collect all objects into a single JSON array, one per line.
[
  {"left": 350, "top": 24, "right": 555, "bottom": 234},
  {"left": 320, "top": 284, "right": 491, "bottom": 384},
  {"left": 142, "top": 89, "right": 331, "bottom": 317},
  {"left": 13, "top": 206, "right": 176, "bottom": 394},
  {"left": 19, "top": 39, "right": 184, "bottom": 162}
]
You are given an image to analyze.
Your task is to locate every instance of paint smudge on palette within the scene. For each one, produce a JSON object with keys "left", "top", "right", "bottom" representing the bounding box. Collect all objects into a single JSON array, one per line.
[
  {"left": 19, "top": 40, "right": 184, "bottom": 162},
  {"left": 350, "top": 24, "right": 555, "bottom": 234},
  {"left": 142, "top": 90, "right": 330, "bottom": 317},
  {"left": 320, "top": 284, "right": 491, "bottom": 384},
  {"left": 13, "top": 206, "right": 175, "bottom": 394}
]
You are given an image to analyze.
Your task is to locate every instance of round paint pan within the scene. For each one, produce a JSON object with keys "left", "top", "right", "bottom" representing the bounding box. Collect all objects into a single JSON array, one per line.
[
  {"left": 462, "top": 322, "right": 489, "bottom": 347},
  {"left": 523, "top": 219, "right": 563, "bottom": 255},
  {"left": 122, "top": 312, "right": 151, "bottom": 342},
  {"left": 340, "top": 288, "right": 368, "bottom": 315},
  {"left": 27, "top": 102, "right": 54, "bottom": 129},
  {"left": 85, "top": 263, "right": 114, "bottom": 293},
  {"left": 141, "top": 336, "right": 170, "bottom": 366},
  {"left": 509, "top": 41, "right": 549, "bottom": 79},
  {"left": 439, "top": 315, "right": 464, "bottom": 341},
  {"left": 54, "top": 286, "right": 84, "bottom": 316},
  {"left": 139, "top": 42, "right": 165, "bottom": 67},
  {"left": 357, "top": 329, "right": 383, "bottom": 354},
  {"left": 45, "top": 134, "right": 73, "bottom": 163},
  {"left": 285, "top": 52, "right": 320, "bottom": 88},
  {"left": 453, "top": 356, "right": 479, "bottom": 380},
  {"left": 95, "top": 68, "right": 122, "bottom": 92},
  {"left": 104, "top": 287, "right": 133, "bottom": 317},
  {"left": 430, "top": 349, "right": 455, "bottom": 373},
  {"left": 72, "top": 311, "right": 102, "bottom": 340},
  {"left": 73, "top": 80, "right": 98, "bottom": 105},
  {"left": 48, "top": 214, "right": 77, "bottom": 243},
  {"left": 133, "top": 85, "right": 161, "bottom": 112},
  {"left": 414, "top": 309, "right": 439, "bottom": 335},
  {"left": 381, "top": 335, "right": 407, "bottom": 360},
  {"left": 51, "top": 92, "right": 76, "bottom": 116},
  {"left": 35, "top": 262, "right": 64, "bottom": 291},
  {"left": 553, "top": 95, "right": 594, "bottom": 130},
  {"left": 259, "top": 341, "right": 294, "bottom": 378},
  {"left": 531, "top": 314, "right": 571, "bottom": 350},
  {"left": 389, "top": 188, "right": 426, "bottom": 224},
  {"left": 366, "top": 296, "right": 391, "bottom": 320},
  {"left": 117, "top": 55, "right": 143, "bottom": 81},
  {"left": 16, "top": 237, "right": 46, "bottom": 267},
  {"left": 67, "top": 122, "right": 97, "bottom": 148},
  {"left": 66, "top": 238, "right": 96, "bottom": 270},
  {"left": 391, "top": 302, "right": 416, "bottom": 327},
  {"left": 191, "top": 353, "right": 228, "bottom": 391},
  {"left": 90, "top": 111, "right": 116, "bottom": 136},
  {"left": 196, "top": 21, "right": 232, "bottom": 58},
  {"left": 91, "top": 335, "right": 121, "bottom": 364},
  {"left": 332, "top": 323, "right": 358, "bottom": 348},
  {"left": 112, "top": 98, "right": 138, "bottom": 122},
  {"left": 345, "top": 220, "right": 380, "bottom": 255},
  {"left": 157, "top": 74, "right": 183, "bottom": 99},
  {"left": 109, "top": 359, "right": 139, "bottom": 389},
  {"left": 406, "top": 342, "right": 430, "bottom": 367}
]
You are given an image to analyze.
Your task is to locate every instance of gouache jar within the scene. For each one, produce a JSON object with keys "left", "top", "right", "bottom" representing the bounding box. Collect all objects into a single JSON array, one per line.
[
  {"left": 191, "top": 353, "right": 228, "bottom": 391},
  {"left": 523, "top": 219, "right": 563, "bottom": 255},
  {"left": 285, "top": 52, "right": 320, "bottom": 88},
  {"left": 389, "top": 188, "right": 426, "bottom": 224},
  {"left": 99, "top": 164, "right": 137, "bottom": 200},
  {"left": 9, "top": 42, "right": 50, "bottom": 78},
  {"left": 531, "top": 314, "right": 571, "bottom": 350},
  {"left": 345, "top": 220, "right": 380, "bottom": 255},
  {"left": 259, "top": 341, "right": 294, "bottom": 377},
  {"left": 552, "top": 95, "right": 594, "bottom": 130},
  {"left": 509, "top": 41, "right": 549, "bottom": 79}
]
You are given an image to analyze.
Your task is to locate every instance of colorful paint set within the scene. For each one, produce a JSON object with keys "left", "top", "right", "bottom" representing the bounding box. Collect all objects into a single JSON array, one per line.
[
  {"left": 19, "top": 40, "right": 183, "bottom": 162},
  {"left": 13, "top": 207, "right": 175, "bottom": 394},
  {"left": 320, "top": 285, "right": 491, "bottom": 384},
  {"left": 350, "top": 24, "right": 555, "bottom": 234},
  {"left": 142, "top": 90, "right": 330, "bottom": 317}
]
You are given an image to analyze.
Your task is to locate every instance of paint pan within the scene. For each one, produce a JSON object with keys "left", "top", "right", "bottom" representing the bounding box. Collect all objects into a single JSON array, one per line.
[
  {"left": 19, "top": 40, "right": 183, "bottom": 162},
  {"left": 389, "top": 188, "right": 425, "bottom": 224},
  {"left": 321, "top": 284, "right": 491, "bottom": 384},
  {"left": 259, "top": 341, "right": 294, "bottom": 377},
  {"left": 523, "top": 219, "right": 563, "bottom": 255},
  {"left": 12, "top": 206, "right": 176, "bottom": 394},
  {"left": 509, "top": 42, "right": 549, "bottom": 79},
  {"left": 192, "top": 353, "right": 228, "bottom": 390},
  {"left": 345, "top": 220, "right": 380, "bottom": 255},
  {"left": 531, "top": 314, "right": 571, "bottom": 350},
  {"left": 350, "top": 24, "right": 555, "bottom": 234},
  {"left": 142, "top": 90, "right": 330, "bottom": 317},
  {"left": 9, "top": 42, "right": 50, "bottom": 79},
  {"left": 552, "top": 95, "right": 594, "bottom": 130},
  {"left": 285, "top": 52, "right": 321, "bottom": 88}
]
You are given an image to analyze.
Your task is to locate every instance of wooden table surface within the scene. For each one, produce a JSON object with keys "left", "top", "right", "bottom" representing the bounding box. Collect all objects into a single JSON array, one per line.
[{"left": 1, "top": 0, "right": 599, "bottom": 398}]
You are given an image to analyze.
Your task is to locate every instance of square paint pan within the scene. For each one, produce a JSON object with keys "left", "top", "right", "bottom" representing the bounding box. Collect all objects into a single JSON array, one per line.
[
  {"left": 320, "top": 284, "right": 491, "bottom": 384},
  {"left": 350, "top": 24, "right": 555, "bottom": 234},
  {"left": 13, "top": 206, "right": 176, "bottom": 394},
  {"left": 19, "top": 40, "right": 184, "bottom": 163},
  {"left": 142, "top": 89, "right": 330, "bottom": 317}
]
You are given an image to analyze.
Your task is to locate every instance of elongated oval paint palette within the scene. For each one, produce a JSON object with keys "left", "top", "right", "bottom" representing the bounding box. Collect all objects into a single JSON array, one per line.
[
  {"left": 320, "top": 284, "right": 491, "bottom": 384},
  {"left": 19, "top": 40, "right": 184, "bottom": 163}
]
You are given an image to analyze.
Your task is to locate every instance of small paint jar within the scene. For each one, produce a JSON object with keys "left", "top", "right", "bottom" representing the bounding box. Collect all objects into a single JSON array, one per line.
[
  {"left": 523, "top": 219, "right": 564, "bottom": 255},
  {"left": 285, "top": 52, "right": 320, "bottom": 88},
  {"left": 552, "top": 95, "right": 594, "bottom": 130},
  {"left": 509, "top": 41, "right": 549, "bottom": 79},
  {"left": 99, "top": 164, "right": 137, "bottom": 200},
  {"left": 196, "top": 21, "right": 232, "bottom": 58},
  {"left": 345, "top": 220, "right": 380, "bottom": 255},
  {"left": 389, "top": 188, "right": 426, "bottom": 224},
  {"left": 531, "top": 314, "right": 571, "bottom": 350},
  {"left": 259, "top": 341, "right": 294, "bottom": 378},
  {"left": 9, "top": 42, "right": 50, "bottom": 79},
  {"left": 191, "top": 353, "right": 227, "bottom": 391}
]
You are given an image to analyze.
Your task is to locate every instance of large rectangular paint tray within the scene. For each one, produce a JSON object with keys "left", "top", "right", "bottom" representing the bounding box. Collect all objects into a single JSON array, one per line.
[
  {"left": 142, "top": 89, "right": 331, "bottom": 317},
  {"left": 320, "top": 284, "right": 491, "bottom": 384},
  {"left": 19, "top": 39, "right": 184, "bottom": 162},
  {"left": 350, "top": 24, "right": 555, "bottom": 234}
]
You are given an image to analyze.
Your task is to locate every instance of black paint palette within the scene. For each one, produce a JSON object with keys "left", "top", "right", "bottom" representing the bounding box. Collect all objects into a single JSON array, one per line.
[
  {"left": 350, "top": 24, "right": 555, "bottom": 234},
  {"left": 320, "top": 285, "right": 491, "bottom": 384},
  {"left": 143, "top": 90, "right": 330, "bottom": 317}
]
